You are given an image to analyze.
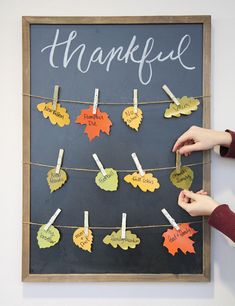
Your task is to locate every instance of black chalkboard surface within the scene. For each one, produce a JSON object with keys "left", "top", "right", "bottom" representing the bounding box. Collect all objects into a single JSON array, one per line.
[{"left": 22, "top": 16, "right": 211, "bottom": 282}]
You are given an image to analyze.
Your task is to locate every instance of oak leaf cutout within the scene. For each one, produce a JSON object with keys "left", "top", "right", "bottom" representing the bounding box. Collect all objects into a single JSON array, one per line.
[
  {"left": 124, "top": 172, "right": 160, "bottom": 192},
  {"left": 164, "top": 96, "right": 200, "bottom": 118},
  {"left": 103, "top": 229, "right": 140, "bottom": 250},
  {"left": 73, "top": 227, "right": 93, "bottom": 252},
  {"left": 37, "top": 224, "right": 60, "bottom": 249},
  {"left": 122, "top": 106, "right": 143, "bottom": 131},
  {"left": 37, "top": 102, "right": 70, "bottom": 127},
  {"left": 162, "top": 223, "right": 197, "bottom": 256},
  {"left": 75, "top": 106, "right": 112, "bottom": 141},
  {"left": 47, "top": 168, "right": 67, "bottom": 193},
  {"left": 170, "top": 166, "right": 194, "bottom": 190}
]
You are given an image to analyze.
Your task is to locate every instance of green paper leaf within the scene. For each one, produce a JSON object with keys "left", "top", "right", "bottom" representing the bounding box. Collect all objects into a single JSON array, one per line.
[
  {"left": 95, "top": 168, "right": 118, "bottom": 191},
  {"left": 170, "top": 166, "right": 194, "bottom": 190},
  {"left": 37, "top": 224, "right": 60, "bottom": 249},
  {"left": 47, "top": 168, "right": 67, "bottom": 193}
]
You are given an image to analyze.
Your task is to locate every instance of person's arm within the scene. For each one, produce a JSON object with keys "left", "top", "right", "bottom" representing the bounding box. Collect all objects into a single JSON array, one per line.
[
  {"left": 220, "top": 130, "right": 235, "bottom": 158},
  {"left": 178, "top": 190, "right": 235, "bottom": 242},
  {"left": 172, "top": 126, "right": 232, "bottom": 156},
  {"left": 208, "top": 204, "right": 235, "bottom": 242}
]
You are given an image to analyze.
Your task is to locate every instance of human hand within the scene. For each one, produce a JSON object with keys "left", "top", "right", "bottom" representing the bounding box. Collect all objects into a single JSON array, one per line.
[
  {"left": 172, "top": 126, "right": 232, "bottom": 156},
  {"left": 178, "top": 189, "right": 219, "bottom": 217}
]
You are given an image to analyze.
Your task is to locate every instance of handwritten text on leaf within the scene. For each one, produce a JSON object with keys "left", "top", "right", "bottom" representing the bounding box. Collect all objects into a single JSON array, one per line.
[
  {"left": 162, "top": 223, "right": 197, "bottom": 256},
  {"left": 103, "top": 229, "right": 140, "bottom": 250},
  {"left": 124, "top": 172, "right": 160, "bottom": 192},
  {"left": 75, "top": 106, "right": 112, "bottom": 141},
  {"left": 37, "top": 102, "right": 70, "bottom": 127}
]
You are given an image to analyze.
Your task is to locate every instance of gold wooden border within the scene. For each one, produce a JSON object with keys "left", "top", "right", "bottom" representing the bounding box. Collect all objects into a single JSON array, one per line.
[{"left": 22, "top": 16, "right": 211, "bottom": 282}]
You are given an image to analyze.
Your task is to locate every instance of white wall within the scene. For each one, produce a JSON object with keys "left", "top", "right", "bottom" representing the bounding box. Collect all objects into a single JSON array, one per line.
[{"left": 0, "top": 0, "right": 235, "bottom": 305}]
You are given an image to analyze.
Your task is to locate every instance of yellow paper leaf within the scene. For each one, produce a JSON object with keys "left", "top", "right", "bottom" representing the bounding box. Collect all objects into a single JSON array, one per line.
[
  {"left": 122, "top": 106, "right": 143, "bottom": 131},
  {"left": 47, "top": 168, "right": 67, "bottom": 193},
  {"left": 37, "top": 102, "right": 70, "bottom": 127},
  {"left": 164, "top": 96, "right": 200, "bottom": 118},
  {"left": 37, "top": 224, "right": 60, "bottom": 249},
  {"left": 124, "top": 172, "right": 160, "bottom": 192},
  {"left": 73, "top": 227, "right": 93, "bottom": 252},
  {"left": 170, "top": 166, "right": 194, "bottom": 190},
  {"left": 103, "top": 229, "right": 140, "bottom": 250}
]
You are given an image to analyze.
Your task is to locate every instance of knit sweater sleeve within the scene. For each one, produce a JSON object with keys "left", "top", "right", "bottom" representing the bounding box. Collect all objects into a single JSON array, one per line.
[
  {"left": 208, "top": 204, "right": 235, "bottom": 242},
  {"left": 220, "top": 130, "right": 235, "bottom": 158}
]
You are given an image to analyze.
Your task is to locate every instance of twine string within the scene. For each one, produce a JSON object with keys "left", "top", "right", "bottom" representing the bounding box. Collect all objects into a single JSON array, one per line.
[
  {"left": 23, "top": 93, "right": 210, "bottom": 106},
  {"left": 24, "top": 160, "right": 209, "bottom": 173},
  {"left": 23, "top": 220, "right": 203, "bottom": 230}
]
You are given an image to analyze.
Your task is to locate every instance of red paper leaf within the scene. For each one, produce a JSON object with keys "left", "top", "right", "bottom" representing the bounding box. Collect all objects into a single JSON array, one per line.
[
  {"left": 162, "top": 223, "right": 197, "bottom": 256},
  {"left": 75, "top": 106, "right": 112, "bottom": 141}
]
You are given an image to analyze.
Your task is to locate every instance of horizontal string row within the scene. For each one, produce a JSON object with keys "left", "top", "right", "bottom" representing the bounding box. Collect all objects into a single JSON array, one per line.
[
  {"left": 24, "top": 160, "right": 209, "bottom": 173},
  {"left": 23, "top": 220, "right": 203, "bottom": 230},
  {"left": 23, "top": 93, "right": 210, "bottom": 106}
]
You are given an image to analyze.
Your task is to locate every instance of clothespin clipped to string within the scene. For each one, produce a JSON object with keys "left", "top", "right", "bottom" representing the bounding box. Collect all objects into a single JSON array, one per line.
[
  {"left": 84, "top": 210, "right": 89, "bottom": 237},
  {"left": 92, "top": 153, "right": 107, "bottom": 176},
  {"left": 133, "top": 89, "right": 138, "bottom": 114},
  {"left": 52, "top": 85, "right": 60, "bottom": 110},
  {"left": 93, "top": 88, "right": 99, "bottom": 114},
  {"left": 121, "top": 213, "right": 127, "bottom": 239},
  {"left": 131, "top": 153, "right": 145, "bottom": 176},
  {"left": 176, "top": 150, "right": 181, "bottom": 174},
  {"left": 161, "top": 208, "right": 180, "bottom": 231},
  {"left": 162, "top": 84, "right": 180, "bottom": 106},
  {"left": 44, "top": 208, "right": 61, "bottom": 231},
  {"left": 55, "top": 149, "right": 64, "bottom": 174}
]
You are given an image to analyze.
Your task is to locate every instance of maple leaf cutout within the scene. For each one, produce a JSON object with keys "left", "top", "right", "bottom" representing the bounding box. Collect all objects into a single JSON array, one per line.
[
  {"left": 75, "top": 106, "right": 112, "bottom": 141},
  {"left": 162, "top": 223, "right": 198, "bottom": 256}
]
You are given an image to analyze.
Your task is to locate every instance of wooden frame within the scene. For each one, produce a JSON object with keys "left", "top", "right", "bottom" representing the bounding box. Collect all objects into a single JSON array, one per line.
[{"left": 22, "top": 15, "right": 211, "bottom": 282}]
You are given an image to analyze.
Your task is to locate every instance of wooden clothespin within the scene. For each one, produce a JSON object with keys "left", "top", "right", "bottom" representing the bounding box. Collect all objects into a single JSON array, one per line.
[
  {"left": 44, "top": 208, "right": 61, "bottom": 231},
  {"left": 52, "top": 85, "right": 60, "bottom": 111},
  {"left": 121, "top": 213, "right": 127, "bottom": 239},
  {"left": 176, "top": 150, "right": 181, "bottom": 174},
  {"left": 133, "top": 89, "right": 138, "bottom": 114},
  {"left": 84, "top": 211, "right": 89, "bottom": 237},
  {"left": 162, "top": 84, "right": 180, "bottom": 106},
  {"left": 93, "top": 88, "right": 99, "bottom": 114},
  {"left": 161, "top": 208, "right": 180, "bottom": 231},
  {"left": 131, "top": 153, "right": 145, "bottom": 176},
  {"left": 55, "top": 149, "right": 64, "bottom": 174},
  {"left": 92, "top": 153, "right": 107, "bottom": 176}
]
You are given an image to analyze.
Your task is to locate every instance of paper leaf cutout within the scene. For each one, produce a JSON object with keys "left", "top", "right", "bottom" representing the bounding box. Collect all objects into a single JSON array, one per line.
[
  {"left": 162, "top": 223, "right": 198, "bottom": 256},
  {"left": 124, "top": 172, "right": 160, "bottom": 192},
  {"left": 122, "top": 106, "right": 143, "bottom": 131},
  {"left": 170, "top": 166, "right": 194, "bottom": 190},
  {"left": 47, "top": 168, "right": 67, "bottom": 193},
  {"left": 164, "top": 96, "right": 200, "bottom": 118},
  {"left": 37, "top": 224, "right": 60, "bottom": 249},
  {"left": 75, "top": 106, "right": 112, "bottom": 141},
  {"left": 73, "top": 227, "right": 93, "bottom": 252},
  {"left": 103, "top": 229, "right": 140, "bottom": 250},
  {"left": 37, "top": 102, "right": 70, "bottom": 127},
  {"left": 95, "top": 168, "right": 118, "bottom": 191}
]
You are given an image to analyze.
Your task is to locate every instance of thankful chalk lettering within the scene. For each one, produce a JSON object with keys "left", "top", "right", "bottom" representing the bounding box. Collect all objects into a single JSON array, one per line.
[{"left": 41, "top": 29, "right": 195, "bottom": 85}]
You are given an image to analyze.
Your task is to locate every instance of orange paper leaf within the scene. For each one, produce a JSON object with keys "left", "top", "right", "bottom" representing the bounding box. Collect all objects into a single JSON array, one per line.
[
  {"left": 75, "top": 106, "right": 112, "bottom": 141},
  {"left": 162, "top": 223, "right": 197, "bottom": 256}
]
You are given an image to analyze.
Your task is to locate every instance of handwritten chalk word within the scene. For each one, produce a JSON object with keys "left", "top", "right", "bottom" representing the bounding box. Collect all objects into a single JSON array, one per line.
[{"left": 41, "top": 29, "right": 195, "bottom": 85}]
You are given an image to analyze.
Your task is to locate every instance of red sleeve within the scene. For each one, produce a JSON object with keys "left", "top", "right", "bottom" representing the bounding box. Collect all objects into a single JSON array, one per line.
[
  {"left": 208, "top": 204, "right": 235, "bottom": 242},
  {"left": 220, "top": 130, "right": 235, "bottom": 158}
]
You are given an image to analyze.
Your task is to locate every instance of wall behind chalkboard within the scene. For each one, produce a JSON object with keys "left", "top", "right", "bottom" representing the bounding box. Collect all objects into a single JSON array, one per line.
[{"left": 22, "top": 16, "right": 211, "bottom": 282}]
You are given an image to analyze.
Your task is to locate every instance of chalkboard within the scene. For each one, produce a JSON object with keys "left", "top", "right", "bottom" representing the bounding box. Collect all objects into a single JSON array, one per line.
[{"left": 22, "top": 16, "right": 211, "bottom": 282}]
